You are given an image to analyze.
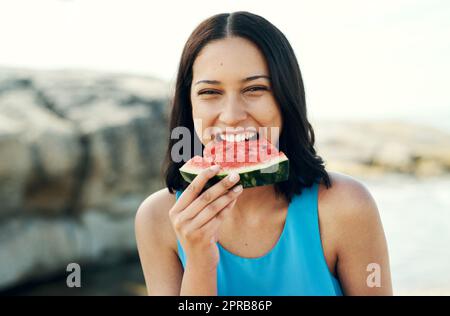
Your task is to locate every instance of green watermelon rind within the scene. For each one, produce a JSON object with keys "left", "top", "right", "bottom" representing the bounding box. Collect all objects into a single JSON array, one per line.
[{"left": 179, "top": 155, "right": 289, "bottom": 189}]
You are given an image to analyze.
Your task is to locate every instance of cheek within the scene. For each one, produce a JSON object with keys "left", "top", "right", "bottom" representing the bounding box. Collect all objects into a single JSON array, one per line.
[
  {"left": 192, "top": 104, "right": 217, "bottom": 145},
  {"left": 250, "top": 100, "right": 282, "bottom": 127},
  {"left": 248, "top": 100, "right": 283, "bottom": 143}
]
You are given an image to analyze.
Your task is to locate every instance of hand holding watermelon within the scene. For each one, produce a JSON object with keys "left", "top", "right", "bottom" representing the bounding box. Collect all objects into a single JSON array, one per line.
[{"left": 169, "top": 164, "right": 243, "bottom": 271}]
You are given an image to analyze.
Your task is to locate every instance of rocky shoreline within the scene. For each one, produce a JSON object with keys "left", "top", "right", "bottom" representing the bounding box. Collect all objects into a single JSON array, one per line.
[
  {"left": 314, "top": 119, "right": 450, "bottom": 178},
  {"left": 0, "top": 67, "right": 449, "bottom": 292},
  {"left": 0, "top": 67, "right": 170, "bottom": 290}
]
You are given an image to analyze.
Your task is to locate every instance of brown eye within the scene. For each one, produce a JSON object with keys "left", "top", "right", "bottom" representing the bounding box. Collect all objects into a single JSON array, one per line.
[
  {"left": 198, "top": 90, "right": 220, "bottom": 95},
  {"left": 244, "top": 86, "right": 269, "bottom": 93}
]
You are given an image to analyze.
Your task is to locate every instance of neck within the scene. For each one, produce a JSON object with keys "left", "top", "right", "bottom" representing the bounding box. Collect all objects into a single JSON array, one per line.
[{"left": 233, "top": 184, "right": 286, "bottom": 218}]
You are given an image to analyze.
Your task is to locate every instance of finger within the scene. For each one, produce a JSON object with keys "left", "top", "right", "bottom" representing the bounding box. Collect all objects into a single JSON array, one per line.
[
  {"left": 172, "top": 164, "right": 221, "bottom": 214},
  {"left": 217, "top": 197, "right": 237, "bottom": 221},
  {"left": 198, "top": 216, "right": 223, "bottom": 245},
  {"left": 188, "top": 185, "right": 243, "bottom": 230},
  {"left": 179, "top": 172, "right": 241, "bottom": 221},
  {"left": 172, "top": 189, "right": 238, "bottom": 237}
]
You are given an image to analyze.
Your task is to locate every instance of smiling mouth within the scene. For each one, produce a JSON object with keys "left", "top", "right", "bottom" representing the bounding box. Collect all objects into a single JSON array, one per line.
[{"left": 215, "top": 131, "right": 259, "bottom": 142}]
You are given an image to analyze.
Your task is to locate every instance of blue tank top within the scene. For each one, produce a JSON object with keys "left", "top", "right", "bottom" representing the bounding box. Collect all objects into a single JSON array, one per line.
[{"left": 175, "top": 182, "right": 343, "bottom": 296}]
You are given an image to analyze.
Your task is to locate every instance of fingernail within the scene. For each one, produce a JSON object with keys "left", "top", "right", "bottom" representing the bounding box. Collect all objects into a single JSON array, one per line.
[
  {"left": 210, "top": 165, "right": 220, "bottom": 173},
  {"left": 233, "top": 184, "right": 243, "bottom": 193},
  {"left": 229, "top": 172, "right": 239, "bottom": 182}
]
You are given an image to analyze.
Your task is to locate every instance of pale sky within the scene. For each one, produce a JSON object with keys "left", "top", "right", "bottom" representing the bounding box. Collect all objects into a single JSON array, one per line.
[{"left": 1, "top": 0, "right": 449, "bottom": 131}]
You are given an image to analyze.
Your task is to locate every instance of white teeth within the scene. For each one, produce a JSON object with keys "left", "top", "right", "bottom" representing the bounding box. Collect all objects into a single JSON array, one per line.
[
  {"left": 219, "top": 132, "right": 257, "bottom": 142},
  {"left": 246, "top": 132, "right": 256, "bottom": 140}
]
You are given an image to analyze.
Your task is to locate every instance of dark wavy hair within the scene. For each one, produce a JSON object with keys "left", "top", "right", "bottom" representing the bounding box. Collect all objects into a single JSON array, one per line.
[{"left": 163, "top": 11, "right": 332, "bottom": 203}]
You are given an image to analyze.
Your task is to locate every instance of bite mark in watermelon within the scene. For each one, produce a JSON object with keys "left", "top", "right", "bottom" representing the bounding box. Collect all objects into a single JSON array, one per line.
[{"left": 179, "top": 134, "right": 289, "bottom": 189}]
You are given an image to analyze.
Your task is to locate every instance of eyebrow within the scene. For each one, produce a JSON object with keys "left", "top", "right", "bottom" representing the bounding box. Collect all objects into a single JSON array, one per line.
[{"left": 194, "top": 75, "right": 270, "bottom": 86}]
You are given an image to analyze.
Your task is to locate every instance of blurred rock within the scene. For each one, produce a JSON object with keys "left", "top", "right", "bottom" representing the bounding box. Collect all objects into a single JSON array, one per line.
[
  {"left": 0, "top": 114, "right": 32, "bottom": 218},
  {"left": 0, "top": 67, "right": 170, "bottom": 290},
  {"left": 0, "top": 89, "right": 81, "bottom": 217},
  {"left": 314, "top": 119, "right": 450, "bottom": 178},
  {"left": 0, "top": 211, "right": 136, "bottom": 289}
]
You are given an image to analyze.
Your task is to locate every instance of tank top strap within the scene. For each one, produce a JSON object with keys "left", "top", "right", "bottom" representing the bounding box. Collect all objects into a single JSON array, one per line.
[
  {"left": 288, "top": 181, "right": 320, "bottom": 224},
  {"left": 174, "top": 190, "right": 186, "bottom": 267},
  {"left": 286, "top": 181, "right": 341, "bottom": 291},
  {"left": 287, "top": 181, "right": 323, "bottom": 248}
]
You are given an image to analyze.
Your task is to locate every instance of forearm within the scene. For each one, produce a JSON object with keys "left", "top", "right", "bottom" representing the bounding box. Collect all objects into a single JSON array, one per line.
[{"left": 180, "top": 262, "right": 217, "bottom": 296}]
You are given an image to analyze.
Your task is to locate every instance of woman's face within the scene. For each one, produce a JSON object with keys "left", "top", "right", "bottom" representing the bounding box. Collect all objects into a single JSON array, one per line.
[{"left": 190, "top": 36, "right": 282, "bottom": 146}]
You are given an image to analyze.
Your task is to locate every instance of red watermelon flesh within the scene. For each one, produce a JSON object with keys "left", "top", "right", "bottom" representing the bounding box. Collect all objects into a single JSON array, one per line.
[
  {"left": 179, "top": 134, "right": 289, "bottom": 188},
  {"left": 202, "top": 137, "right": 279, "bottom": 170}
]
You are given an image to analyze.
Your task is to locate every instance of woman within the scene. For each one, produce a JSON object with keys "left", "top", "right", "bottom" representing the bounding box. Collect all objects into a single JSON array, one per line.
[{"left": 135, "top": 11, "right": 392, "bottom": 296}]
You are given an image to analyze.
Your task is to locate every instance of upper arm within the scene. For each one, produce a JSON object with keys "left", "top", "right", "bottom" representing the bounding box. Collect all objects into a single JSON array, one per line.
[
  {"left": 330, "top": 175, "right": 393, "bottom": 295},
  {"left": 135, "top": 188, "right": 183, "bottom": 296}
]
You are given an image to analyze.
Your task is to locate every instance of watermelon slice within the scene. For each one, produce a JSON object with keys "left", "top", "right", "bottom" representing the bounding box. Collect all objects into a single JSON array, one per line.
[{"left": 179, "top": 133, "right": 289, "bottom": 189}]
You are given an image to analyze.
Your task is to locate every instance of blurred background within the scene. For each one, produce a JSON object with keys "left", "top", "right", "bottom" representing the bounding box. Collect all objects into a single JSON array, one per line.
[{"left": 0, "top": 0, "right": 449, "bottom": 295}]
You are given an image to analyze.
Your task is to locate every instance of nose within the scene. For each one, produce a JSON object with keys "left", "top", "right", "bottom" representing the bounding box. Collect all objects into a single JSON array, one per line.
[{"left": 218, "top": 95, "right": 248, "bottom": 126}]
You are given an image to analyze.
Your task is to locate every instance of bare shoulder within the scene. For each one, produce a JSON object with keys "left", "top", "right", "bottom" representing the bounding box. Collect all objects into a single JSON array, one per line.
[
  {"left": 318, "top": 172, "right": 384, "bottom": 257},
  {"left": 135, "top": 188, "right": 178, "bottom": 252},
  {"left": 318, "top": 172, "right": 392, "bottom": 294},
  {"left": 135, "top": 188, "right": 185, "bottom": 295},
  {"left": 319, "top": 171, "right": 379, "bottom": 217}
]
